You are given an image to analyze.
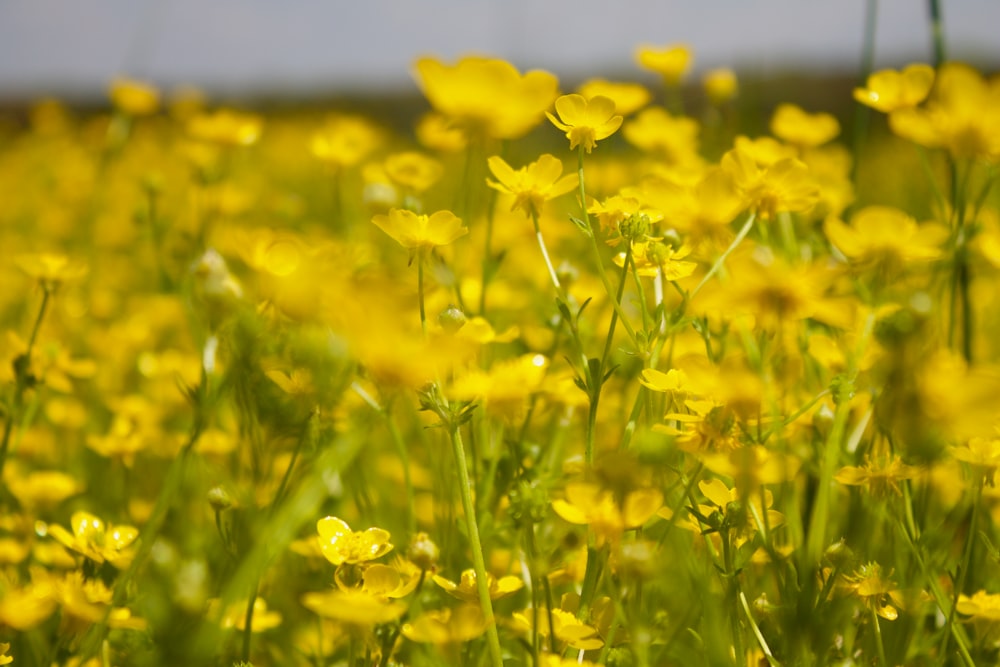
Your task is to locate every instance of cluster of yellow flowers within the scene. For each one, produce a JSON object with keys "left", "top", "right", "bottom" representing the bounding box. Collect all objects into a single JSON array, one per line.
[{"left": 2, "top": 40, "right": 1000, "bottom": 667}]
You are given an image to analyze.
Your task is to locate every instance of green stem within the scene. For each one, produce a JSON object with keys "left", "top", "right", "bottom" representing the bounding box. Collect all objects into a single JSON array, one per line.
[
  {"left": 576, "top": 146, "right": 639, "bottom": 346},
  {"left": 530, "top": 210, "right": 563, "bottom": 292},
  {"left": 943, "top": 474, "right": 984, "bottom": 658},
  {"left": 417, "top": 252, "right": 427, "bottom": 335},
  {"left": 928, "top": 0, "right": 947, "bottom": 66},
  {"left": 691, "top": 212, "right": 756, "bottom": 298},
  {"left": 870, "top": 606, "right": 888, "bottom": 667},
  {"left": 242, "top": 580, "right": 259, "bottom": 661},
  {"left": 448, "top": 424, "right": 503, "bottom": 667},
  {"left": 852, "top": 0, "right": 878, "bottom": 184},
  {"left": 0, "top": 287, "right": 51, "bottom": 483}
]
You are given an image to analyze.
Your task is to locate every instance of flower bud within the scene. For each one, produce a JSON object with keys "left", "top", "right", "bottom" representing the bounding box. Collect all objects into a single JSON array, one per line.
[
  {"left": 207, "top": 486, "right": 234, "bottom": 511},
  {"left": 437, "top": 305, "right": 467, "bottom": 334},
  {"left": 407, "top": 532, "right": 440, "bottom": 571}
]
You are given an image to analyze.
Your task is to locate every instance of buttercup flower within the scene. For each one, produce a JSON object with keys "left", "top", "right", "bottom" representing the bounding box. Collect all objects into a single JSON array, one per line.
[
  {"left": 48, "top": 511, "right": 138, "bottom": 568},
  {"left": 371, "top": 208, "right": 467, "bottom": 252},
  {"left": 854, "top": 64, "right": 935, "bottom": 113},
  {"left": 577, "top": 79, "right": 651, "bottom": 116},
  {"left": 703, "top": 68, "right": 739, "bottom": 105},
  {"left": 770, "top": 103, "right": 840, "bottom": 148},
  {"left": 414, "top": 55, "right": 558, "bottom": 139},
  {"left": 486, "top": 154, "right": 577, "bottom": 220},
  {"left": 635, "top": 44, "right": 693, "bottom": 85},
  {"left": 433, "top": 568, "right": 524, "bottom": 602},
  {"left": 316, "top": 516, "right": 393, "bottom": 566},
  {"left": 109, "top": 77, "right": 159, "bottom": 116},
  {"left": 547, "top": 94, "right": 623, "bottom": 153}
]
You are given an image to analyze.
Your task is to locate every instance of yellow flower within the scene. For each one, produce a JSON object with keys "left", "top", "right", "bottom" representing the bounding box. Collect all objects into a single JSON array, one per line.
[
  {"left": 56, "top": 570, "right": 146, "bottom": 630},
  {"left": 587, "top": 195, "right": 661, "bottom": 237},
  {"left": 0, "top": 572, "right": 58, "bottom": 630},
  {"left": 635, "top": 43, "right": 693, "bottom": 85},
  {"left": 402, "top": 605, "right": 489, "bottom": 644},
  {"left": 384, "top": 151, "right": 444, "bottom": 193},
  {"left": 302, "top": 589, "right": 407, "bottom": 626},
  {"left": 486, "top": 154, "right": 577, "bottom": 220},
  {"left": 415, "top": 112, "right": 467, "bottom": 152},
  {"left": 547, "top": 94, "right": 623, "bottom": 153},
  {"left": 576, "top": 79, "right": 651, "bottom": 116},
  {"left": 432, "top": 568, "right": 524, "bottom": 602},
  {"left": 703, "top": 68, "right": 739, "bottom": 105},
  {"left": 835, "top": 456, "right": 918, "bottom": 498},
  {"left": 15, "top": 253, "right": 87, "bottom": 290},
  {"left": 414, "top": 55, "right": 558, "bottom": 140},
  {"left": 0, "top": 642, "right": 10, "bottom": 665},
  {"left": 187, "top": 109, "right": 263, "bottom": 146},
  {"left": 842, "top": 562, "right": 901, "bottom": 620},
  {"left": 854, "top": 64, "right": 935, "bottom": 113},
  {"left": 770, "top": 103, "right": 840, "bottom": 148},
  {"left": 47, "top": 511, "right": 138, "bottom": 568},
  {"left": 371, "top": 208, "right": 467, "bottom": 252},
  {"left": 824, "top": 205, "right": 946, "bottom": 272},
  {"left": 449, "top": 354, "right": 548, "bottom": 421},
  {"left": 889, "top": 62, "right": 1000, "bottom": 160},
  {"left": 511, "top": 606, "right": 604, "bottom": 651},
  {"left": 316, "top": 516, "right": 393, "bottom": 566},
  {"left": 309, "top": 114, "right": 382, "bottom": 168},
  {"left": 208, "top": 597, "right": 283, "bottom": 632},
  {"left": 622, "top": 106, "right": 701, "bottom": 164},
  {"left": 109, "top": 77, "right": 159, "bottom": 116},
  {"left": 5, "top": 468, "right": 83, "bottom": 509},
  {"left": 721, "top": 147, "right": 818, "bottom": 220},
  {"left": 615, "top": 241, "right": 697, "bottom": 281},
  {"left": 957, "top": 590, "right": 1000, "bottom": 621},
  {"left": 551, "top": 482, "right": 663, "bottom": 547}
]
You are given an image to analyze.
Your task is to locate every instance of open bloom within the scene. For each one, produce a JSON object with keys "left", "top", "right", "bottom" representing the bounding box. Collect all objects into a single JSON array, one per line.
[
  {"left": 414, "top": 56, "right": 558, "bottom": 139},
  {"left": 854, "top": 64, "right": 935, "bottom": 113},
  {"left": 770, "top": 103, "right": 840, "bottom": 148},
  {"left": 547, "top": 94, "right": 623, "bottom": 153},
  {"left": 635, "top": 44, "right": 693, "bottom": 85},
  {"left": 486, "top": 154, "right": 577, "bottom": 219},
  {"left": 316, "top": 516, "right": 393, "bottom": 566},
  {"left": 371, "top": 208, "right": 467, "bottom": 252},
  {"left": 48, "top": 512, "right": 138, "bottom": 568}
]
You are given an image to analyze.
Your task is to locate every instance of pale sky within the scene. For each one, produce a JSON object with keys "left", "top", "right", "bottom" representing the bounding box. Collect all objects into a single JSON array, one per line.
[{"left": 1, "top": 0, "right": 997, "bottom": 101}]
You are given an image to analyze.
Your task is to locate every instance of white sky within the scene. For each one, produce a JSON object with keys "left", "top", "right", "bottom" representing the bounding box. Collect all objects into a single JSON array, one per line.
[{"left": 0, "top": 0, "right": 997, "bottom": 100}]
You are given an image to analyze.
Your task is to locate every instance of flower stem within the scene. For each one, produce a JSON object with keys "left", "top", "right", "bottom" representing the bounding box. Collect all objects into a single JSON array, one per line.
[
  {"left": 576, "top": 146, "right": 639, "bottom": 346},
  {"left": 529, "top": 210, "right": 562, "bottom": 292},
  {"left": 448, "top": 423, "right": 503, "bottom": 667},
  {"left": 691, "top": 212, "right": 756, "bottom": 298},
  {"left": 0, "top": 287, "right": 51, "bottom": 483},
  {"left": 417, "top": 252, "right": 427, "bottom": 335},
  {"left": 928, "top": 0, "right": 947, "bottom": 66}
]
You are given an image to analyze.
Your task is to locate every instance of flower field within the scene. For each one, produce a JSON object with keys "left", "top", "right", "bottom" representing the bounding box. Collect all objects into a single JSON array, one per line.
[{"left": 2, "top": 41, "right": 1000, "bottom": 667}]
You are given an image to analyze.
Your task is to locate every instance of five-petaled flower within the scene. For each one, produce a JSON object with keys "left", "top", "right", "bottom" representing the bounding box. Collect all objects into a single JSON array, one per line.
[
  {"left": 316, "top": 516, "right": 394, "bottom": 566},
  {"left": 486, "top": 154, "right": 577, "bottom": 220},
  {"left": 547, "top": 94, "right": 623, "bottom": 153}
]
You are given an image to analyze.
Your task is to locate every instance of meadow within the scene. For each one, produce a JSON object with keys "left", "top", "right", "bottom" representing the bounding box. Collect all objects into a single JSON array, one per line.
[{"left": 2, "top": 40, "right": 1000, "bottom": 667}]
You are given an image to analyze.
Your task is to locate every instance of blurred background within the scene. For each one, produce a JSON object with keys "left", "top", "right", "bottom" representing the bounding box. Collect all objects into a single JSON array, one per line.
[{"left": 0, "top": 0, "right": 998, "bottom": 104}]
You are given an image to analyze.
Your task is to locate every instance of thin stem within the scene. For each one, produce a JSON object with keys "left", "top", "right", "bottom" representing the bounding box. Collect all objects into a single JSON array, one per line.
[
  {"left": 242, "top": 581, "right": 259, "bottom": 662},
  {"left": 870, "top": 607, "right": 888, "bottom": 667},
  {"left": 448, "top": 424, "right": 503, "bottom": 667},
  {"left": 928, "top": 0, "right": 947, "bottom": 67},
  {"left": 0, "top": 288, "right": 52, "bottom": 482},
  {"left": 530, "top": 210, "right": 562, "bottom": 292},
  {"left": 576, "top": 146, "right": 639, "bottom": 346},
  {"left": 691, "top": 212, "right": 756, "bottom": 298},
  {"left": 942, "top": 474, "right": 984, "bottom": 658},
  {"left": 417, "top": 252, "right": 427, "bottom": 335},
  {"left": 852, "top": 0, "right": 878, "bottom": 183}
]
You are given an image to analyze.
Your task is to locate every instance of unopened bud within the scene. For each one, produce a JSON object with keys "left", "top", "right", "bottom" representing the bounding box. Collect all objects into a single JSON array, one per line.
[
  {"left": 407, "top": 532, "right": 440, "bottom": 571},
  {"left": 437, "top": 305, "right": 467, "bottom": 334}
]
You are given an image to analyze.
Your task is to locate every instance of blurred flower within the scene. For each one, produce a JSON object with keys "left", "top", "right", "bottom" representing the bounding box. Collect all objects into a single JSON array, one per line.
[
  {"left": 16, "top": 253, "right": 87, "bottom": 291},
  {"left": 635, "top": 44, "right": 693, "bottom": 85},
  {"left": 187, "top": 109, "right": 263, "bottom": 146},
  {"left": 577, "top": 79, "right": 650, "bottom": 116},
  {"left": 835, "top": 456, "right": 918, "bottom": 498},
  {"left": 889, "top": 62, "right": 1000, "bottom": 161},
  {"left": 310, "top": 114, "right": 382, "bottom": 168},
  {"left": 854, "top": 64, "right": 935, "bottom": 113},
  {"left": 721, "top": 148, "right": 818, "bottom": 220},
  {"left": 449, "top": 354, "right": 548, "bottom": 421},
  {"left": 824, "top": 205, "right": 946, "bottom": 273},
  {"left": 47, "top": 512, "right": 138, "bottom": 568},
  {"left": 842, "top": 562, "right": 901, "bottom": 620},
  {"left": 384, "top": 151, "right": 444, "bottom": 193},
  {"left": 302, "top": 588, "right": 407, "bottom": 625},
  {"left": 109, "top": 77, "right": 159, "bottom": 116},
  {"left": 547, "top": 94, "right": 623, "bottom": 153},
  {"left": 433, "top": 568, "right": 523, "bottom": 602},
  {"left": 414, "top": 55, "right": 558, "bottom": 140},
  {"left": 402, "top": 605, "right": 489, "bottom": 644},
  {"left": 957, "top": 590, "right": 1000, "bottom": 621},
  {"left": 207, "top": 597, "right": 283, "bottom": 632},
  {"left": 551, "top": 481, "right": 662, "bottom": 547},
  {"left": 623, "top": 107, "right": 701, "bottom": 165},
  {"left": 770, "top": 103, "right": 840, "bottom": 148},
  {"left": 703, "top": 68, "right": 739, "bottom": 105}
]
